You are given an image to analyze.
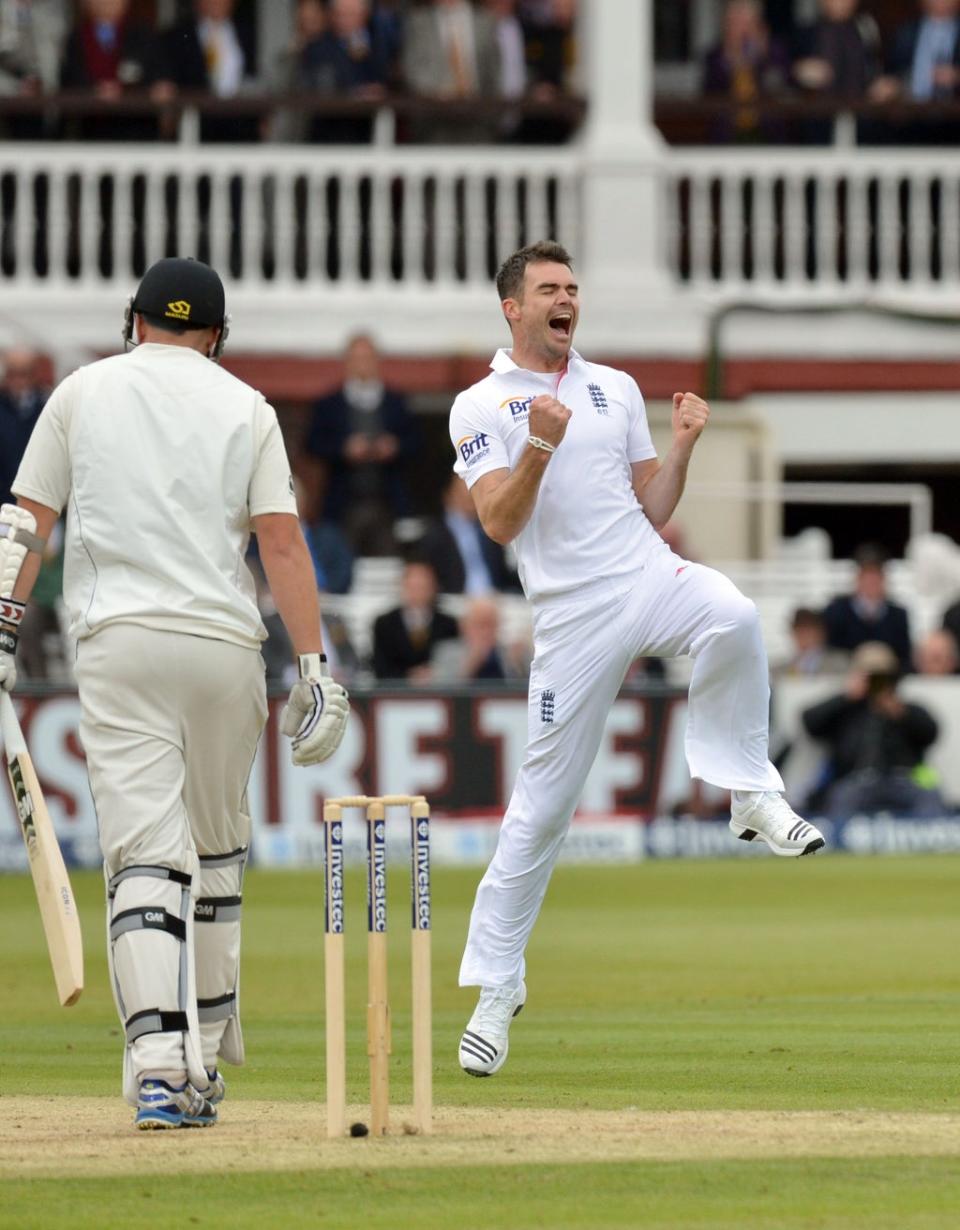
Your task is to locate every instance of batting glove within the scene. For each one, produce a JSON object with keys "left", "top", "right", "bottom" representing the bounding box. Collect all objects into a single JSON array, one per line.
[
  {"left": 280, "top": 653, "right": 349, "bottom": 766},
  {"left": 0, "top": 600, "right": 22, "bottom": 693}
]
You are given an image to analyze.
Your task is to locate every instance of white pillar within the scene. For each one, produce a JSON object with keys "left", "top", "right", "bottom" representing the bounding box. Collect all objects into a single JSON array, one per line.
[{"left": 578, "top": 0, "right": 685, "bottom": 353}]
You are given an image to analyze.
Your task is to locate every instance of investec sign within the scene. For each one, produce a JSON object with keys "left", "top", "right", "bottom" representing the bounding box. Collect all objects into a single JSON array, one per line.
[
  {"left": 413, "top": 817, "right": 430, "bottom": 931},
  {"left": 326, "top": 823, "right": 344, "bottom": 934},
  {"left": 369, "top": 821, "right": 387, "bottom": 932}
]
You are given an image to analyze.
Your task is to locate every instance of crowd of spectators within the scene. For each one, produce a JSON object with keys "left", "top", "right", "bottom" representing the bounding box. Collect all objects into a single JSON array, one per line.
[
  {"left": 0, "top": 0, "right": 580, "bottom": 144},
  {"left": 697, "top": 0, "right": 960, "bottom": 144}
]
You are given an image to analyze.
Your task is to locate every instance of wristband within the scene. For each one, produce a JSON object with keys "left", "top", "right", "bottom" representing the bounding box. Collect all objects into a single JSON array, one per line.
[
  {"left": 0, "top": 598, "right": 25, "bottom": 627},
  {"left": 298, "top": 652, "right": 327, "bottom": 679},
  {"left": 0, "top": 626, "right": 18, "bottom": 655},
  {"left": 528, "top": 436, "right": 557, "bottom": 454}
]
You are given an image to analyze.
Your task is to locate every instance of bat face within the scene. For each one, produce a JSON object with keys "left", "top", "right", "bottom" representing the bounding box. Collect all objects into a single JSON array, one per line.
[
  {"left": 11, "top": 755, "right": 38, "bottom": 844},
  {"left": 2, "top": 696, "right": 84, "bottom": 1008}
]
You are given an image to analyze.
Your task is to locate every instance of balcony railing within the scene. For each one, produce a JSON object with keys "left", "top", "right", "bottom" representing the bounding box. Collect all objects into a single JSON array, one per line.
[
  {"left": 666, "top": 147, "right": 960, "bottom": 294},
  {"left": 3, "top": 94, "right": 960, "bottom": 351}
]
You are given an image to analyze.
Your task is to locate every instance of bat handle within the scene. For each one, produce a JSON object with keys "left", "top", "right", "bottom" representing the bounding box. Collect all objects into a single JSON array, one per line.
[{"left": 0, "top": 692, "right": 27, "bottom": 760}]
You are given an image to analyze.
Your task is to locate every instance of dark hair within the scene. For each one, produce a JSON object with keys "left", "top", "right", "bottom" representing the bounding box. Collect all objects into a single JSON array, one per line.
[
  {"left": 854, "top": 543, "right": 888, "bottom": 570},
  {"left": 791, "top": 607, "right": 824, "bottom": 630},
  {"left": 139, "top": 312, "right": 210, "bottom": 336},
  {"left": 496, "top": 240, "right": 574, "bottom": 302}
]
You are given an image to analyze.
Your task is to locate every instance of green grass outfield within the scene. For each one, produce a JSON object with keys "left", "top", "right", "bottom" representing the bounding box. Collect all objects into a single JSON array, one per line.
[{"left": 2, "top": 855, "right": 958, "bottom": 1227}]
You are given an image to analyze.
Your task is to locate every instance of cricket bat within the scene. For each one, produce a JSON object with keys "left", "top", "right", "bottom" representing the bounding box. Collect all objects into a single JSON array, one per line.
[{"left": 1, "top": 693, "right": 83, "bottom": 1006}]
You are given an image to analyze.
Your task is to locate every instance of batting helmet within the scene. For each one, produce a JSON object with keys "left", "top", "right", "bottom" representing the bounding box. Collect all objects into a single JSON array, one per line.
[{"left": 123, "top": 257, "right": 229, "bottom": 359}]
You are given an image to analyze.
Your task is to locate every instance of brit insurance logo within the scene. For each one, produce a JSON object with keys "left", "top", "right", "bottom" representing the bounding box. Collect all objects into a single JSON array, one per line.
[
  {"left": 458, "top": 432, "right": 491, "bottom": 468},
  {"left": 499, "top": 394, "right": 533, "bottom": 424}
]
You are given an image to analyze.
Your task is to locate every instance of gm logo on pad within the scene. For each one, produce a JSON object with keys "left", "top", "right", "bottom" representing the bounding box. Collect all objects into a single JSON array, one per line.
[
  {"left": 165, "top": 300, "right": 192, "bottom": 321},
  {"left": 458, "top": 432, "right": 491, "bottom": 467}
]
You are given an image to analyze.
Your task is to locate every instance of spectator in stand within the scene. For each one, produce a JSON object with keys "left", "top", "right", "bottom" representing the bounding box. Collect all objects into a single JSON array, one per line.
[
  {"left": 60, "top": 0, "right": 172, "bottom": 141},
  {"left": 485, "top": 0, "right": 526, "bottom": 136},
  {"left": 0, "top": 348, "right": 49, "bottom": 507},
  {"left": 517, "top": 0, "right": 577, "bottom": 141},
  {"left": 0, "top": 0, "right": 66, "bottom": 138},
  {"left": 372, "top": 558, "right": 459, "bottom": 681},
  {"left": 802, "top": 641, "right": 943, "bottom": 819},
  {"left": 872, "top": 0, "right": 960, "bottom": 143},
  {"left": 791, "top": 0, "right": 884, "bottom": 141},
  {"left": 777, "top": 607, "right": 849, "bottom": 677},
  {"left": 915, "top": 627, "right": 960, "bottom": 675},
  {"left": 702, "top": 0, "right": 791, "bottom": 143},
  {"left": 301, "top": 333, "right": 417, "bottom": 556},
  {"left": 163, "top": 0, "right": 257, "bottom": 142},
  {"left": 271, "top": 0, "right": 327, "bottom": 141},
  {"left": 402, "top": 0, "right": 500, "bottom": 142},
  {"left": 292, "top": 477, "right": 354, "bottom": 595},
  {"left": 822, "top": 546, "right": 912, "bottom": 673},
  {"left": 299, "top": 0, "right": 390, "bottom": 142},
  {"left": 459, "top": 595, "right": 509, "bottom": 680},
  {"left": 418, "top": 475, "right": 519, "bottom": 594},
  {"left": 793, "top": 0, "right": 883, "bottom": 97}
]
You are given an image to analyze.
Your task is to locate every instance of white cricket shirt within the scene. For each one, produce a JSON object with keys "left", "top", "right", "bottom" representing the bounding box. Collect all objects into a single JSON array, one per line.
[
  {"left": 13, "top": 344, "right": 297, "bottom": 648},
  {"left": 449, "top": 348, "right": 663, "bottom": 602}
]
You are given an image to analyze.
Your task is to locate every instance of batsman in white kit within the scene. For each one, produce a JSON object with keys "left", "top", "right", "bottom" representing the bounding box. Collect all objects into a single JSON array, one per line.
[
  {"left": 0, "top": 258, "right": 349, "bottom": 1128},
  {"left": 451, "top": 242, "right": 824, "bottom": 1078}
]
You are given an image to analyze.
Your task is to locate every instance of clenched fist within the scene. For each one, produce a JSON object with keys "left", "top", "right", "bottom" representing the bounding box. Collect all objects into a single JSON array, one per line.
[
  {"left": 672, "top": 392, "right": 710, "bottom": 448},
  {"left": 528, "top": 395, "right": 572, "bottom": 450}
]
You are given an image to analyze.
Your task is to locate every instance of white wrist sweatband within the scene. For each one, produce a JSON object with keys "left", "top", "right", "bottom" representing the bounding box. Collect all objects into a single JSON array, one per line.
[
  {"left": 298, "top": 652, "right": 327, "bottom": 679},
  {"left": 528, "top": 436, "right": 557, "bottom": 455}
]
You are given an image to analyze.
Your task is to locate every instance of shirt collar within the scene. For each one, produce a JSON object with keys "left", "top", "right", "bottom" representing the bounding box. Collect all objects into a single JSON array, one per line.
[{"left": 490, "top": 347, "right": 583, "bottom": 375}]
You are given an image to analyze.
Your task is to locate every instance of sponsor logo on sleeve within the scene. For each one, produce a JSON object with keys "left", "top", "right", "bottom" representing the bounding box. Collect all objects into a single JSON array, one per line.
[{"left": 458, "top": 432, "right": 491, "bottom": 468}]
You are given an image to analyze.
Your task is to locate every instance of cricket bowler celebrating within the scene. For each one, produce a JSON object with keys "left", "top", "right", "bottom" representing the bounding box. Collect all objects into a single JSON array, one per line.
[
  {"left": 0, "top": 258, "right": 349, "bottom": 1128},
  {"left": 450, "top": 241, "right": 824, "bottom": 1078}
]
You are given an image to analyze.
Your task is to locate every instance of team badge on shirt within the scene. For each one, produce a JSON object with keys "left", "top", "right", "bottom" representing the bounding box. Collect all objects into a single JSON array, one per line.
[
  {"left": 499, "top": 395, "right": 532, "bottom": 423},
  {"left": 540, "top": 689, "right": 556, "bottom": 724},
  {"left": 587, "top": 383, "right": 609, "bottom": 415},
  {"left": 458, "top": 432, "right": 491, "bottom": 467}
]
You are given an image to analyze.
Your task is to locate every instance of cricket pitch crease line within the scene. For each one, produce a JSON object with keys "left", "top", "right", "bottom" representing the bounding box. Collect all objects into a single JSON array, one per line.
[{"left": 2, "top": 1101, "right": 959, "bottom": 1176}]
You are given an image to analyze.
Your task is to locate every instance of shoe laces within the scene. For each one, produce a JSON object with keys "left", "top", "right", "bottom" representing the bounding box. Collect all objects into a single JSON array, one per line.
[{"left": 472, "top": 986, "right": 520, "bottom": 1038}]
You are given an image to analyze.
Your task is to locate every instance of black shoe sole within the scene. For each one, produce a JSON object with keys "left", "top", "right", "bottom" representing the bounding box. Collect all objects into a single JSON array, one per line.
[{"left": 736, "top": 828, "right": 825, "bottom": 856}]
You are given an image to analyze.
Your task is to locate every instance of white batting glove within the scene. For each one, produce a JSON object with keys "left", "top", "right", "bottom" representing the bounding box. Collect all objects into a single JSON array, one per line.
[{"left": 280, "top": 653, "right": 349, "bottom": 766}]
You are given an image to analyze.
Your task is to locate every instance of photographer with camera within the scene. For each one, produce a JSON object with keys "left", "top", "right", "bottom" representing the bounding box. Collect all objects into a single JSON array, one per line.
[{"left": 801, "top": 642, "right": 944, "bottom": 820}]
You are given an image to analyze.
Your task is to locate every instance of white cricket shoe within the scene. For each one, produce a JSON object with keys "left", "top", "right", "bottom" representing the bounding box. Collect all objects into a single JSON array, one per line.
[
  {"left": 729, "top": 791, "right": 825, "bottom": 857},
  {"left": 459, "top": 982, "right": 527, "bottom": 1077}
]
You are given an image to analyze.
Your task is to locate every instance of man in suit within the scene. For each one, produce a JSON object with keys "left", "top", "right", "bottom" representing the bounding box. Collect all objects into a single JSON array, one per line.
[
  {"left": 871, "top": 0, "right": 960, "bottom": 141},
  {"left": 402, "top": 0, "right": 501, "bottom": 141},
  {"left": 372, "top": 559, "right": 459, "bottom": 681},
  {"left": 60, "top": 0, "right": 171, "bottom": 141},
  {"left": 418, "top": 475, "right": 519, "bottom": 594},
  {"left": 163, "top": 0, "right": 257, "bottom": 142},
  {"left": 822, "top": 546, "right": 912, "bottom": 672},
  {"left": 302, "top": 333, "right": 417, "bottom": 555}
]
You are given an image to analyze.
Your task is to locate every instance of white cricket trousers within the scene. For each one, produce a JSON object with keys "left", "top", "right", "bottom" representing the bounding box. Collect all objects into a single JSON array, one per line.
[
  {"left": 75, "top": 625, "right": 266, "bottom": 1094},
  {"left": 460, "top": 549, "right": 784, "bottom": 989}
]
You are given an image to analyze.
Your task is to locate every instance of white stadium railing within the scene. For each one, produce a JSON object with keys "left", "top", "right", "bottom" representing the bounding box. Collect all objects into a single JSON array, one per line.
[
  {"left": 7, "top": 144, "right": 960, "bottom": 302},
  {"left": 666, "top": 148, "right": 960, "bottom": 297},
  {"left": 0, "top": 144, "right": 580, "bottom": 293}
]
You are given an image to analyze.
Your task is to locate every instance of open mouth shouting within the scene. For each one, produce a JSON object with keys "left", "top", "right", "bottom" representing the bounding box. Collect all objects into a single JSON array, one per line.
[{"left": 548, "top": 310, "right": 574, "bottom": 344}]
